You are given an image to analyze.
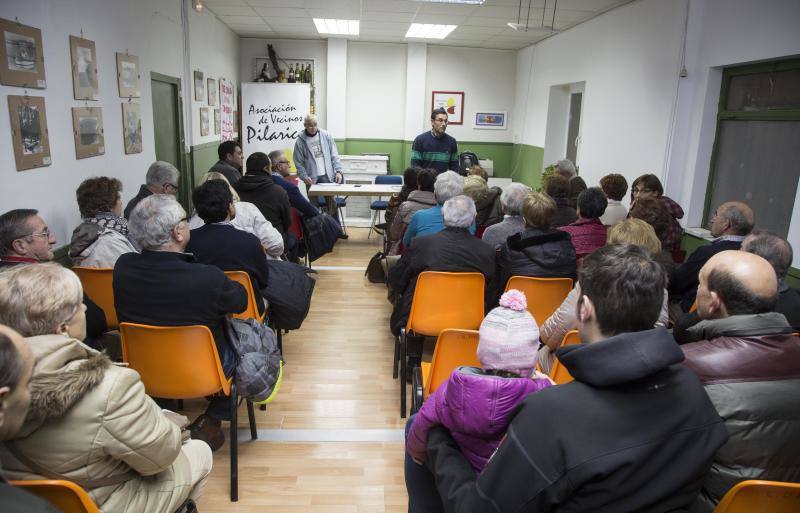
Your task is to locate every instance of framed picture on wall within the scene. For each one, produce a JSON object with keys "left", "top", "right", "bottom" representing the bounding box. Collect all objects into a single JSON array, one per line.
[
  {"left": 474, "top": 111, "right": 507, "bottom": 130},
  {"left": 200, "top": 107, "right": 209, "bottom": 136},
  {"left": 69, "top": 35, "right": 99, "bottom": 100},
  {"left": 116, "top": 52, "right": 140, "bottom": 98},
  {"left": 0, "top": 18, "right": 46, "bottom": 88},
  {"left": 194, "top": 70, "right": 204, "bottom": 102},
  {"left": 213, "top": 108, "right": 220, "bottom": 135},
  {"left": 71, "top": 106, "right": 104, "bottom": 159},
  {"left": 122, "top": 102, "right": 143, "bottom": 154},
  {"left": 207, "top": 77, "right": 217, "bottom": 106},
  {"left": 431, "top": 91, "right": 464, "bottom": 125},
  {"left": 7, "top": 95, "right": 51, "bottom": 171}
]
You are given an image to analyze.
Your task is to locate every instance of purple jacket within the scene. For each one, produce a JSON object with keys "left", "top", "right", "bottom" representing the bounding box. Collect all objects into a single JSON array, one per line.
[
  {"left": 407, "top": 367, "right": 551, "bottom": 472},
  {"left": 558, "top": 217, "right": 607, "bottom": 259}
]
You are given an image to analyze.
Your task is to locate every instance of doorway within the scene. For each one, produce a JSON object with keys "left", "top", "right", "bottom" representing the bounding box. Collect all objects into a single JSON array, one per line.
[
  {"left": 150, "top": 72, "right": 189, "bottom": 208},
  {"left": 566, "top": 92, "right": 583, "bottom": 164}
]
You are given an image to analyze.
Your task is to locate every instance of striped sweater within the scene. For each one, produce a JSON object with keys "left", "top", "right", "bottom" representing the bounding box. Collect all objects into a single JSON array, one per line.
[{"left": 411, "top": 131, "right": 458, "bottom": 174}]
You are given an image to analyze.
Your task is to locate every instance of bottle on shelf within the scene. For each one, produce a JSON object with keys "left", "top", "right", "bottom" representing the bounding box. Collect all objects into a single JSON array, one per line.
[
  {"left": 306, "top": 64, "right": 313, "bottom": 85},
  {"left": 257, "top": 63, "right": 269, "bottom": 82},
  {"left": 288, "top": 64, "right": 295, "bottom": 83}
]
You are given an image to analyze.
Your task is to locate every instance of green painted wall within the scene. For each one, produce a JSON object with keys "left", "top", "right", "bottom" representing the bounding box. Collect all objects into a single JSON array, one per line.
[
  {"left": 510, "top": 143, "right": 545, "bottom": 189},
  {"left": 190, "top": 141, "right": 220, "bottom": 187}
]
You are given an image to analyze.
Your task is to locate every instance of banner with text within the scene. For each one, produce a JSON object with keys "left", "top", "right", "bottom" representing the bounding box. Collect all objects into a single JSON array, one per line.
[
  {"left": 241, "top": 82, "right": 310, "bottom": 173},
  {"left": 219, "top": 78, "right": 235, "bottom": 141}
]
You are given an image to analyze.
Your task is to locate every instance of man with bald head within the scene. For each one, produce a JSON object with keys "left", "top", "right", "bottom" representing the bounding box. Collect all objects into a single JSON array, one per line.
[
  {"left": 669, "top": 201, "right": 754, "bottom": 315},
  {"left": 682, "top": 251, "right": 800, "bottom": 512}
]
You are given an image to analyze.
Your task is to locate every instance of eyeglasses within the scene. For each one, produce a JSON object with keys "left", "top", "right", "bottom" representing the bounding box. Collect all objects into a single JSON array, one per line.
[
  {"left": 278, "top": 160, "right": 289, "bottom": 165},
  {"left": 25, "top": 228, "right": 51, "bottom": 239}
]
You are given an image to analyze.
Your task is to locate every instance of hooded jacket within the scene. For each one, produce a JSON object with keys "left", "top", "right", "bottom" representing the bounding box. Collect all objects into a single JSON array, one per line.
[
  {"left": 473, "top": 187, "right": 503, "bottom": 227},
  {"left": 69, "top": 222, "right": 136, "bottom": 268},
  {"left": 234, "top": 170, "right": 293, "bottom": 238},
  {"left": 422, "top": 328, "right": 729, "bottom": 513},
  {"left": 0, "top": 335, "right": 193, "bottom": 513},
  {"left": 388, "top": 190, "right": 437, "bottom": 254},
  {"left": 407, "top": 367, "right": 551, "bottom": 472},
  {"left": 682, "top": 313, "right": 800, "bottom": 513}
]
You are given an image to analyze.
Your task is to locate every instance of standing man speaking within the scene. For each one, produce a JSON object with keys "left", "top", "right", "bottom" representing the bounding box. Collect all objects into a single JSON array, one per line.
[
  {"left": 294, "top": 114, "right": 343, "bottom": 186},
  {"left": 411, "top": 108, "right": 458, "bottom": 175}
]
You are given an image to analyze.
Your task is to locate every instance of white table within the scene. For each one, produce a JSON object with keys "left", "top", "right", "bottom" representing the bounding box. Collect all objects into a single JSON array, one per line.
[{"left": 309, "top": 184, "right": 402, "bottom": 227}]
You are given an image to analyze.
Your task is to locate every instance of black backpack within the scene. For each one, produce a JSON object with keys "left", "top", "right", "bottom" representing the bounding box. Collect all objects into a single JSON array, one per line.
[{"left": 458, "top": 151, "right": 480, "bottom": 176}]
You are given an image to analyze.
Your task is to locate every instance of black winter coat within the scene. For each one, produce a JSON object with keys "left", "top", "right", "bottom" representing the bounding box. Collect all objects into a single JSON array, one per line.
[{"left": 234, "top": 171, "right": 292, "bottom": 238}]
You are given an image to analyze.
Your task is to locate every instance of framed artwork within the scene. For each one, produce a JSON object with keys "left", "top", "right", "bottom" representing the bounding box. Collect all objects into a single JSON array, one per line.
[
  {"left": 474, "top": 111, "right": 507, "bottom": 130},
  {"left": 71, "top": 107, "right": 104, "bottom": 159},
  {"left": 0, "top": 18, "right": 46, "bottom": 88},
  {"left": 213, "top": 108, "right": 220, "bottom": 135},
  {"left": 122, "top": 102, "right": 143, "bottom": 154},
  {"left": 70, "top": 35, "right": 98, "bottom": 100},
  {"left": 7, "top": 95, "right": 51, "bottom": 171},
  {"left": 194, "top": 70, "right": 204, "bottom": 102},
  {"left": 199, "top": 107, "right": 209, "bottom": 136},
  {"left": 116, "top": 52, "right": 140, "bottom": 98},
  {"left": 431, "top": 91, "right": 464, "bottom": 125},
  {"left": 207, "top": 77, "right": 217, "bottom": 106}
]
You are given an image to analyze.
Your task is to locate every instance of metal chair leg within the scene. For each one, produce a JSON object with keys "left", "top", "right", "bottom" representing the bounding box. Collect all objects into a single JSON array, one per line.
[
  {"left": 229, "top": 384, "right": 239, "bottom": 502},
  {"left": 400, "top": 329, "right": 407, "bottom": 418},
  {"left": 392, "top": 334, "right": 400, "bottom": 379},
  {"left": 246, "top": 400, "right": 257, "bottom": 439}
]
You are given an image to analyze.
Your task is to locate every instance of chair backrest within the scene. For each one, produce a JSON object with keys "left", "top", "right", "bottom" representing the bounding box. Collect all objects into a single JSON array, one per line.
[
  {"left": 120, "top": 323, "right": 229, "bottom": 399},
  {"left": 224, "top": 270, "right": 265, "bottom": 322},
  {"left": 689, "top": 299, "right": 698, "bottom": 313},
  {"left": 505, "top": 276, "right": 573, "bottom": 325},
  {"left": 424, "top": 329, "right": 481, "bottom": 399},
  {"left": 549, "top": 330, "right": 581, "bottom": 385},
  {"left": 288, "top": 207, "right": 304, "bottom": 240},
  {"left": 374, "top": 174, "right": 402, "bottom": 185},
  {"left": 713, "top": 480, "right": 800, "bottom": 513},
  {"left": 407, "top": 271, "right": 485, "bottom": 336},
  {"left": 71, "top": 267, "right": 116, "bottom": 329},
  {"left": 10, "top": 479, "right": 101, "bottom": 513}
]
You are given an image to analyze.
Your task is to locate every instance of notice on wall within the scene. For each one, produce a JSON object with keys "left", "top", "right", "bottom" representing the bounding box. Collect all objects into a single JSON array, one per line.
[
  {"left": 241, "top": 82, "right": 310, "bottom": 173},
  {"left": 219, "top": 78, "right": 235, "bottom": 141}
]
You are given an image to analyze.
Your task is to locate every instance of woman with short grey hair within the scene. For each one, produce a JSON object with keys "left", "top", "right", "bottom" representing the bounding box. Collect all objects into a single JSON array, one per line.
[
  {"left": 128, "top": 194, "right": 186, "bottom": 251},
  {"left": 433, "top": 170, "right": 464, "bottom": 205},
  {"left": 482, "top": 183, "right": 531, "bottom": 249},
  {"left": 403, "top": 171, "right": 474, "bottom": 248},
  {"left": 442, "top": 195, "right": 477, "bottom": 229}
]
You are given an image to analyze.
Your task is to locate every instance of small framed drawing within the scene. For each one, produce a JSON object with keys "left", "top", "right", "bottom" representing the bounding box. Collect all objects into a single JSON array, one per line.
[
  {"left": 122, "top": 102, "right": 143, "bottom": 154},
  {"left": 71, "top": 107, "right": 105, "bottom": 159},
  {"left": 431, "top": 91, "right": 464, "bottom": 125},
  {"left": 0, "top": 18, "right": 46, "bottom": 88},
  {"left": 474, "top": 111, "right": 507, "bottom": 130},
  {"left": 207, "top": 77, "right": 217, "bottom": 106},
  {"left": 69, "top": 35, "right": 99, "bottom": 100},
  {"left": 194, "top": 70, "right": 204, "bottom": 102},
  {"left": 7, "top": 95, "right": 51, "bottom": 171},
  {"left": 116, "top": 52, "right": 140, "bottom": 98},
  {"left": 200, "top": 107, "right": 209, "bottom": 136},
  {"left": 213, "top": 108, "right": 220, "bottom": 135}
]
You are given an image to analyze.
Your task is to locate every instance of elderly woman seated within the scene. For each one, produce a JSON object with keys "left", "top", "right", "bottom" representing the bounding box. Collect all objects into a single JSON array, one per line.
[
  {"left": 403, "top": 171, "right": 474, "bottom": 249},
  {"left": 69, "top": 177, "right": 137, "bottom": 267},
  {"left": 481, "top": 183, "right": 532, "bottom": 249},
  {"left": 558, "top": 187, "right": 609, "bottom": 260},
  {"left": 387, "top": 169, "right": 437, "bottom": 255},
  {"left": 543, "top": 174, "right": 577, "bottom": 228},
  {"left": 538, "top": 218, "right": 670, "bottom": 372},
  {"left": 462, "top": 175, "right": 502, "bottom": 228},
  {"left": 630, "top": 173, "right": 684, "bottom": 250},
  {"left": 0, "top": 263, "right": 212, "bottom": 513}
]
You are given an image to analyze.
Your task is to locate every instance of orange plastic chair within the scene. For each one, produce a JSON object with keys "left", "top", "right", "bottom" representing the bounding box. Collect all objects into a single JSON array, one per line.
[
  {"left": 505, "top": 276, "right": 573, "bottom": 325},
  {"left": 689, "top": 300, "right": 698, "bottom": 313},
  {"left": 10, "top": 479, "right": 100, "bottom": 513},
  {"left": 713, "top": 480, "right": 800, "bottom": 513},
  {"left": 411, "top": 329, "right": 480, "bottom": 413},
  {"left": 119, "top": 323, "right": 257, "bottom": 502},
  {"left": 396, "top": 271, "right": 485, "bottom": 417},
  {"left": 549, "top": 330, "right": 581, "bottom": 385},
  {"left": 71, "top": 267, "right": 117, "bottom": 329},
  {"left": 224, "top": 270, "right": 265, "bottom": 323}
]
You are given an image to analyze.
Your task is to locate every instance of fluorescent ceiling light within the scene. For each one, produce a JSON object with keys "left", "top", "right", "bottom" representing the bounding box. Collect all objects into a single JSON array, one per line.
[
  {"left": 405, "top": 23, "right": 457, "bottom": 40},
  {"left": 414, "top": 0, "right": 485, "bottom": 4},
  {"left": 313, "top": 18, "right": 360, "bottom": 36}
]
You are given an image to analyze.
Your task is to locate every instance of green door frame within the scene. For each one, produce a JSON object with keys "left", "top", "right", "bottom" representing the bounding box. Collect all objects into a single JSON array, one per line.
[{"left": 150, "top": 71, "right": 191, "bottom": 209}]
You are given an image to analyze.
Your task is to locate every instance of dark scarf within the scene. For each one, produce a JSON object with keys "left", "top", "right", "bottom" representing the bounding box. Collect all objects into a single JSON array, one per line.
[{"left": 86, "top": 212, "right": 137, "bottom": 246}]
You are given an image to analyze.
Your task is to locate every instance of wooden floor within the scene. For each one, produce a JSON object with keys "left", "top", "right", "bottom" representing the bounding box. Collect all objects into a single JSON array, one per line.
[{"left": 195, "top": 228, "right": 409, "bottom": 512}]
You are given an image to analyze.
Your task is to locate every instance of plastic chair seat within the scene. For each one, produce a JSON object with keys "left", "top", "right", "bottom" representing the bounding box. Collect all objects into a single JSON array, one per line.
[
  {"left": 370, "top": 200, "right": 389, "bottom": 210},
  {"left": 71, "top": 267, "right": 117, "bottom": 329},
  {"left": 713, "top": 479, "right": 800, "bottom": 513},
  {"left": 549, "top": 330, "right": 581, "bottom": 385},
  {"left": 10, "top": 479, "right": 101, "bottom": 513}
]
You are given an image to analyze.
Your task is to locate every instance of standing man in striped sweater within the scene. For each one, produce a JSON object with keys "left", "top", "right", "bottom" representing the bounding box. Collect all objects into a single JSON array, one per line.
[{"left": 411, "top": 108, "right": 458, "bottom": 175}]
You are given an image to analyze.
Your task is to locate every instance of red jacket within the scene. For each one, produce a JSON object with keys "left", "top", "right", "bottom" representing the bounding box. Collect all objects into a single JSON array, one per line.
[{"left": 558, "top": 217, "right": 607, "bottom": 259}]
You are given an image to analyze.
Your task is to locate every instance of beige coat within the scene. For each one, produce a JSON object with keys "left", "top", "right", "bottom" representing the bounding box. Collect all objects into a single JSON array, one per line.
[{"left": 0, "top": 335, "right": 195, "bottom": 513}]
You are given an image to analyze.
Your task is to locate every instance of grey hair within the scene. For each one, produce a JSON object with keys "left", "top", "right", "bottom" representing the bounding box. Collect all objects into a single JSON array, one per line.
[
  {"left": 556, "top": 159, "right": 576, "bottom": 177},
  {"left": 145, "top": 161, "right": 180, "bottom": 188},
  {"left": 500, "top": 183, "right": 532, "bottom": 215},
  {"left": 128, "top": 194, "right": 186, "bottom": 250},
  {"left": 434, "top": 171, "right": 464, "bottom": 205},
  {"left": 267, "top": 150, "right": 285, "bottom": 165},
  {"left": 721, "top": 204, "right": 754, "bottom": 236},
  {"left": 0, "top": 262, "right": 83, "bottom": 337},
  {"left": 442, "top": 195, "right": 476, "bottom": 229},
  {"left": 303, "top": 113, "right": 318, "bottom": 126},
  {"left": 742, "top": 229, "right": 793, "bottom": 279}
]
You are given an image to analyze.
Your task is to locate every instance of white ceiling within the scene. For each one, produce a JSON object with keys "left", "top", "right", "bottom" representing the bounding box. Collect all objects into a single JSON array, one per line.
[{"left": 202, "top": 0, "right": 636, "bottom": 51}]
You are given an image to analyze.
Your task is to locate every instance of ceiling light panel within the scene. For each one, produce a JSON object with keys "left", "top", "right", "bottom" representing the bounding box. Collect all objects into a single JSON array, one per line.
[
  {"left": 405, "top": 23, "right": 457, "bottom": 39},
  {"left": 313, "top": 18, "right": 360, "bottom": 36},
  {"left": 413, "top": 0, "right": 485, "bottom": 4}
]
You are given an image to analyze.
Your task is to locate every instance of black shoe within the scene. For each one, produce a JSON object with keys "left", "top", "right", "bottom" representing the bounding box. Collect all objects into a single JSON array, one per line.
[
  {"left": 338, "top": 233, "right": 349, "bottom": 240},
  {"left": 189, "top": 414, "right": 225, "bottom": 451}
]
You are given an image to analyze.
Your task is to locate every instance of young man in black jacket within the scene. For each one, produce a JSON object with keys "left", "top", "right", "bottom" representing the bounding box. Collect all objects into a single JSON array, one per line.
[{"left": 405, "top": 244, "right": 729, "bottom": 513}]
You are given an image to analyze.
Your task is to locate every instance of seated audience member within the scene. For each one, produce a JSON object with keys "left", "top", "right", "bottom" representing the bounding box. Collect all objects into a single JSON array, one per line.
[
  {"left": 210, "top": 140, "right": 243, "bottom": 185},
  {"left": 114, "top": 194, "right": 247, "bottom": 450},
  {"left": 670, "top": 201, "right": 754, "bottom": 314},
  {"left": 388, "top": 169, "right": 437, "bottom": 255},
  {"left": 123, "top": 161, "right": 180, "bottom": 218},
  {"left": 0, "top": 209, "right": 107, "bottom": 347},
  {"left": 558, "top": 187, "right": 608, "bottom": 260},
  {"left": 186, "top": 180, "right": 269, "bottom": 316},
  {"left": 462, "top": 175, "right": 502, "bottom": 227},
  {"left": 0, "top": 324, "right": 59, "bottom": 513},
  {"left": 235, "top": 152, "right": 294, "bottom": 251},
  {"left": 495, "top": 191, "right": 576, "bottom": 301},
  {"left": 543, "top": 174, "right": 577, "bottom": 228},
  {"left": 481, "top": 183, "right": 531, "bottom": 249},
  {"left": 0, "top": 264, "right": 212, "bottom": 513},
  {"left": 553, "top": 158, "right": 586, "bottom": 209},
  {"left": 599, "top": 173, "right": 628, "bottom": 226},
  {"left": 629, "top": 196, "right": 677, "bottom": 281},
  {"left": 405, "top": 244, "right": 728, "bottom": 513},
  {"left": 189, "top": 172, "right": 284, "bottom": 259},
  {"left": 630, "top": 173, "right": 684, "bottom": 250},
  {"left": 69, "top": 177, "right": 137, "bottom": 267},
  {"left": 386, "top": 167, "right": 421, "bottom": 229},
  {"left": 406, "top": 289, "right": 552, "bottom": 473},
  {"left": 539, "top": 219, "right": 670, "bottom": 372},
  {"left": 467, "top": 165, "right": 489, "bottom": 181},
  {"left": 681, "top": 251, "right": 800, "bottom": 512},
  {"left": 268, "top": 149, "right": 321, "bottom": 219},
  {"left": 403, "top": 171, "right": 474, "bottom": 248}
]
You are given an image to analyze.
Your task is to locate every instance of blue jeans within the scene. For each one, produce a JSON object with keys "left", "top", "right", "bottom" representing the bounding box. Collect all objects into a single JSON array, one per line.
[{"left": 404, "top": 415, "right": 446, "bottom": 513}]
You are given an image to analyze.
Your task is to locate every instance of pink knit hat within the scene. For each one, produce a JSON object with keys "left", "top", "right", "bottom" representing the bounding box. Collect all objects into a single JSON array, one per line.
[{"left": 477, "top": 289, "right": 540, "bottom": 378}]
